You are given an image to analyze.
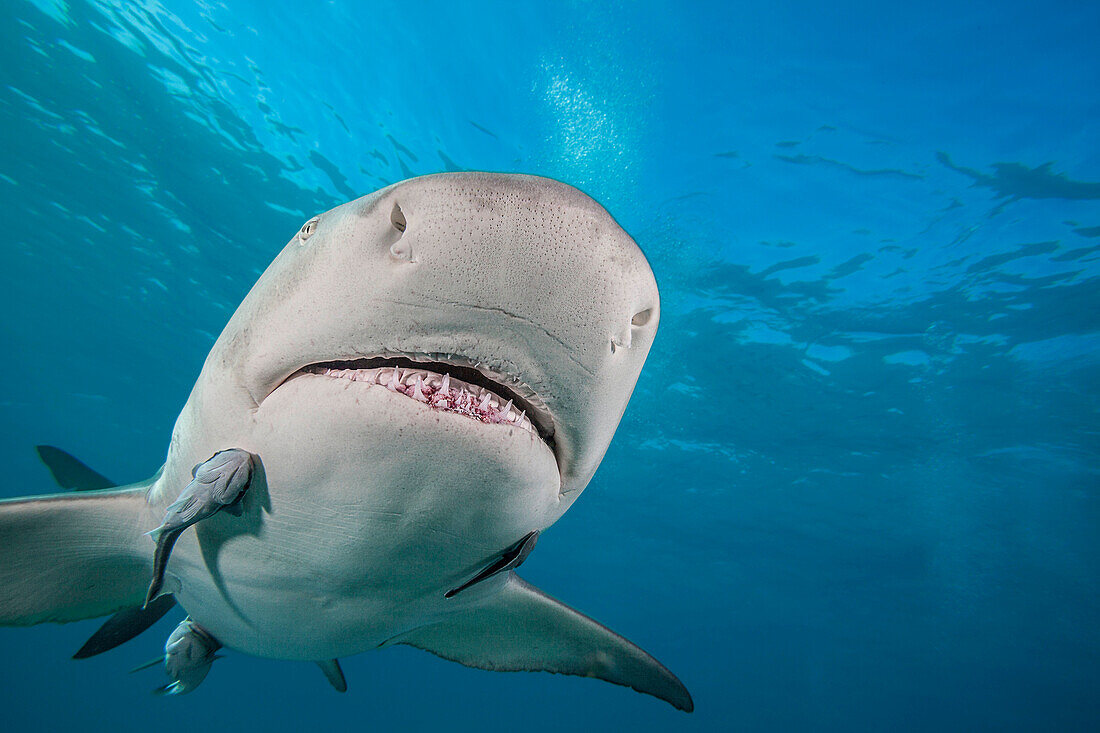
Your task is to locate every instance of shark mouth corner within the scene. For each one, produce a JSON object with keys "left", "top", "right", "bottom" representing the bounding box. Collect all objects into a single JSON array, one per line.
[{"left": 283, "top": 355, "right": 557, "bottom": 453}]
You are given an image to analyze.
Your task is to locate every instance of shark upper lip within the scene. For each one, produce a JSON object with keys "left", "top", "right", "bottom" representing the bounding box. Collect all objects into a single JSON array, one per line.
[{"left": 281, "top": 354, "right": 558, "bottom": 452}]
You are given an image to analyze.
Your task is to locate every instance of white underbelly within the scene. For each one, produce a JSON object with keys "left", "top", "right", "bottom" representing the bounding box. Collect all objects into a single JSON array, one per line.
[{"left": 155, "top": 372, "right": 564, "bottom": 659}]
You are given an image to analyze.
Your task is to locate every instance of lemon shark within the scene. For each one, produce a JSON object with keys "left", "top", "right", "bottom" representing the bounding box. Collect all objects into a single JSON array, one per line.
[{"left": 0, "top": 173, "right": 692, "bottom": 710}]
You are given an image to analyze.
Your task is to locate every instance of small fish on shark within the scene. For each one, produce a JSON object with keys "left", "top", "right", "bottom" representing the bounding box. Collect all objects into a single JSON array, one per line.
[{"left": 0, "top": 173, "right": 691, "bottom": 712}]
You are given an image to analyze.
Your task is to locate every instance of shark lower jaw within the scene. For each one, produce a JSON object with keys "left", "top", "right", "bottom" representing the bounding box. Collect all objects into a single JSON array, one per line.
[{"left": 280, "top": 355, "right": 558, "bottom": 454}]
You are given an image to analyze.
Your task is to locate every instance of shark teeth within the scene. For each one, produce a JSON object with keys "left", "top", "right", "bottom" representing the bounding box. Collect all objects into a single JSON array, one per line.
[{"left": 308, "top": 366, "right": 537, "bottom": 435}]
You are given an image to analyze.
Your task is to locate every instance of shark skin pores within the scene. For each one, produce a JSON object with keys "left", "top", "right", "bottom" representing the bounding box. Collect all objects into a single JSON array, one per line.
[{"left": 0, "top": 173, "right": 692, "bottom": 712}]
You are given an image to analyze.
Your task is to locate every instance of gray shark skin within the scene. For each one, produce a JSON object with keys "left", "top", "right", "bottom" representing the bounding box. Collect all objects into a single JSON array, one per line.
[{"left": 0, "top": 173, "right": 692, "bottom": 711}]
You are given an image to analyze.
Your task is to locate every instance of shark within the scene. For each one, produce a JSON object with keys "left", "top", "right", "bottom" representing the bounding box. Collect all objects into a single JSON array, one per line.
[{"left": 0, "top": 172, "right": 692, "bottom": 711}]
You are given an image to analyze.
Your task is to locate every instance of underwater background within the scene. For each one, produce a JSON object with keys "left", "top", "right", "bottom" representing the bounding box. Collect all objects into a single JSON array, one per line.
[{"left": 1, "top": 0, "right": 1098, "bottom": 730}]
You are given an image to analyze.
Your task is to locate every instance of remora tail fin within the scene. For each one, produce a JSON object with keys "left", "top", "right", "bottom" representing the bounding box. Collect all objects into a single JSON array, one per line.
[
  {"left": 0, "top": 485, "right": 155, "bottom": 625},
  {"left": 396, "top": 573, "right": 693, "bottom": 712}
]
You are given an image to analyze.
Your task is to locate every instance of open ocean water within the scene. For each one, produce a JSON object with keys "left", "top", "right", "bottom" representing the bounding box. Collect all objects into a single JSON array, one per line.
[{"left": 1, "top": 0, "right": 1098, "bottom": 730}]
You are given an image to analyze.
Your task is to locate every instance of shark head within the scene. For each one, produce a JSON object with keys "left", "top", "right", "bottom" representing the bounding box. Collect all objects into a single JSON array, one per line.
[{"left": 168, "top": 173, "right": 659, "bottom": 516}]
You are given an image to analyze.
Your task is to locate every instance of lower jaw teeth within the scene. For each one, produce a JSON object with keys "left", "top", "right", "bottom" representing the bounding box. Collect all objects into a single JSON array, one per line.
[{"left": 308, "top": 366, "right": 533, "bottom": 432}]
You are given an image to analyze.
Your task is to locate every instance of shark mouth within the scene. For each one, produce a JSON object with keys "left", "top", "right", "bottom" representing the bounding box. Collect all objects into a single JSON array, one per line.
[{"left": 291, "top": 356, "right": 557, "bottom": 451}]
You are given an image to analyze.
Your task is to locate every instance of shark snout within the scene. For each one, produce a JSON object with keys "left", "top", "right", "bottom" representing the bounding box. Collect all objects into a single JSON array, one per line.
[{"left": 221, "top": 172, "right": 659, "bottom": 497}]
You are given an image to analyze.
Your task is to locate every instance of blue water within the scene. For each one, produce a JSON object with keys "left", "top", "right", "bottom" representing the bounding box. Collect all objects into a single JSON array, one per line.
[{"left": 1, "top": 0, "right": 1098, "bottom": 729}]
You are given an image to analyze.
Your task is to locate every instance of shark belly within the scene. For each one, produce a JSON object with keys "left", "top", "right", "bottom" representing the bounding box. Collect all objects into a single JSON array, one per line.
[{"left": 161, "top": 373, "right": 563, "bottom": 660}]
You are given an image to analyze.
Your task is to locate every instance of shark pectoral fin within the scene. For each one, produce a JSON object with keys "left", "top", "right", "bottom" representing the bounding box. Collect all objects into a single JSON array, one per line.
[
  {"left": 0, "top": 486, "right": 153, "bottom": 626},
  {"left": 316, "top": 659, "right": 348, "bottom": 693},
  {"left": 73, "top": 594, "right": 177, "bottom": 659},
  {"left": 398, "top": 573, "right": 694, "bottom": 712},
  {"left": 35, "top": 445, "right": 117, "bottom": 491},
  {"left": 27, "top": 445, "right": 168, "bottom": 644},
  {"left": 145, "top": 449, "right": 255, "bottom": 607}
]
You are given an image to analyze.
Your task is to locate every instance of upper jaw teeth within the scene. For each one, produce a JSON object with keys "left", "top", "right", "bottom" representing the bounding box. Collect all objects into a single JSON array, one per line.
[{"left": 305, "top": 365, "right": 538, "bottom": 434}]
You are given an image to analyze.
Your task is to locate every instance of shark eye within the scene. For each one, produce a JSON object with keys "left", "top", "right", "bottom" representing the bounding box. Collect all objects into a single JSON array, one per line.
[
  {"left": 298, "top": 216, "right": 320, "bottom": 244},
  {"left": 631, "top": 308, "right": 652, "bottom": 327}
]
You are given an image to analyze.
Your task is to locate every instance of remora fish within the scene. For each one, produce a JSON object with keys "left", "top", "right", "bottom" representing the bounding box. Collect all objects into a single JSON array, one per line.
[{"left": 0, "top": 172, "right": 692, "bottom": 711}]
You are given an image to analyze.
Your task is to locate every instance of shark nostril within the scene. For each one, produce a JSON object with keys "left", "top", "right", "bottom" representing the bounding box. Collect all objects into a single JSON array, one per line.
[
  {"left": 611, "top": 328, "right": 632, "bottom": 353},
  {"left": 631, "top": 309, "right": 652, "bottom": 327},
  {"left": 388, "top": 203, "right": 413, "bottom": 261},
  {"left": 391, "top": 203, "right": 406, "bottom": 233}
]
